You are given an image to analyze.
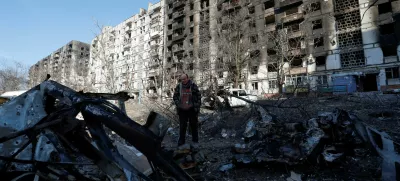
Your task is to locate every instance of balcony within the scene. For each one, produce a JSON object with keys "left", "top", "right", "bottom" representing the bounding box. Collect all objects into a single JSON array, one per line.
[
  {"left": 173, "top": 22, "right": 185, "bottom": 30},
  {"left": 278, "top": 0, "right": 302, "bottom": 8},
  {"left": 173, "top": 1, "right": 185, "bottom": 10},
  {"left": 172, "top": 34, "right": 185, "bottom": 42},
  {"left": 288, "top": 48, "right": 306, "bottom": 56},
  {"left": 222, "top": 1, "right": 240, "bottom": 11},
  {"left": 265, "top": 7, "right": 275, "bottom": 16},
  {"left": 150, "top": 43, "right": 159, "bottom": 50},
  {"left": 267, "top": 72, "right": 278, "bottom": 78},
  {"left": 281, "top": 13, "right": 304, "bottom": 23},
  {"left": 150, "top": 51, "right": 159, "bottom": 57},
  {"left": 173, "top": 45, "right": 185, "bottom": 53},
  {"left": 148, "top": 80, "right": 156, "bottom": 88},
  {"left": 287, "top": 67, "right": 306, "bottom": 75},
  {"left": 123, "top": 39, "right": 132, "bottom": 47},
  {"left": 147, "top": 70, "right": 158, "bottom": 77},
  {"left": 173, "top": 11, "right": 185, "bottom": 19}
]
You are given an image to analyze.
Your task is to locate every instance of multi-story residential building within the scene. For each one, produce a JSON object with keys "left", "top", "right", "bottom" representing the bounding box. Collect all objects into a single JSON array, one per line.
[
  {"left": 89, "top": 1, "right": 165, "bottom": 98},
  {"left": 29, "top": 40, "right": 90, "bottom": 90},
  {"left": 164, "top": 0, "right": 400, "bottom": 95},
  {"left": 305, "top": 0, "right": 400, "bottom": 93},
  {"left": 163, "top": 0, "right": 200, "bottom": 93}
]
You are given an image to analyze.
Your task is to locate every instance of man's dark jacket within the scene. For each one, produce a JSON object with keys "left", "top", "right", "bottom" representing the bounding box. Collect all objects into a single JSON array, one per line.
[{"left": 173, "top": 81, "right": 201, "bottom": 113}]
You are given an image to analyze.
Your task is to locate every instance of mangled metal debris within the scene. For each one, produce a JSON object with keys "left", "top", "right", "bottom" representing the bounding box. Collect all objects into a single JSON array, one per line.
[
  {"left": 0, "top": 80, "right": 194, "bottom": 181},
  {"left": 227, "top": 106, "right": 400, "bottom": 180}
]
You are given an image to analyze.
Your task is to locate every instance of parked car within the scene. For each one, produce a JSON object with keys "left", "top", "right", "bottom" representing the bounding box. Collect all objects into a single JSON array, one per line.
[
  {"left": 202, "top": 88, "right": 258, "bottom": 108},
  {"left": 223, "top": 89, "right": 258, "bottom": 107}
]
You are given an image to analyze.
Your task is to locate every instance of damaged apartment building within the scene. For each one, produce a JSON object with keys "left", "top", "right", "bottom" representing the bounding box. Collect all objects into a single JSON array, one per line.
[
  {"left": 164, "top": 0, "right": 275, "bottom": 92},
  {"left": 29, "top": 40, "right": 90, "bottom": 90},
  {"left": 269, "top": 0, "right": 400, "bottom": 94},
  {"left": 306, "top": 0, "right": 400, "bottom": 93},
  {"left": 165, "top": 0, "right": 400, "bottom": 95},
  {"left": 89, "top": 1, "right": 165, "bottom": 98}
]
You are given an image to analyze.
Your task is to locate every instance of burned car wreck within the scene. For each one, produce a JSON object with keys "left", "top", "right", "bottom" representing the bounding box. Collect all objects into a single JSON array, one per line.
[{"left": 0, "top": 80, "right": 194, "bottom": 181}]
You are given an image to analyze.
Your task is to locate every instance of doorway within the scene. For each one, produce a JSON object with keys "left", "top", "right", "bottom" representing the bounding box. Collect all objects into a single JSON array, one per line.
[{"left": 360, "top": 73, "right": 378, "bottom": 92}]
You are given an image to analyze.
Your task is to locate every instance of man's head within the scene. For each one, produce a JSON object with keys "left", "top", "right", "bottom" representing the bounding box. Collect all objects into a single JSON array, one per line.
[{"left": 180, "top": 74, "right": 189, "bottom": 84}]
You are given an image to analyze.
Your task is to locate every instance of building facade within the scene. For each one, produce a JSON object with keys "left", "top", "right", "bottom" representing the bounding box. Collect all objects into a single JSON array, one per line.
[
  {"left": 29, "top": 40, "right": 90, "bottom": 90},
  {"left": 29, "top": 0, "right": 400, "bottom": 96},
  {"left": 89, "top": 2, "right": 165, "bottom": 98}
]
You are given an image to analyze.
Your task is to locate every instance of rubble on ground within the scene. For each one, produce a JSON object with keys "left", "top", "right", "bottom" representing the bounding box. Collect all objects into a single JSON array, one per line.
[
  {"left": 163, "top": 94, "right": 400, "bottom": 180},
  {"left": 0, "top": 80, "right": 194, "bottom": 181}
]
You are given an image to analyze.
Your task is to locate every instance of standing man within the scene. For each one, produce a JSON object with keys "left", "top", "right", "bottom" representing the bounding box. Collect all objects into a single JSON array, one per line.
[{"left": 173, "top": 73, "right": 201, "bottom": 147}]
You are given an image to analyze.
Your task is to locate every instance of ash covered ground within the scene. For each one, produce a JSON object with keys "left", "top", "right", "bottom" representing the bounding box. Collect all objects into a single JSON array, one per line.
[{"left": 133, "top": 93, "right": 400, "bottom": 181}]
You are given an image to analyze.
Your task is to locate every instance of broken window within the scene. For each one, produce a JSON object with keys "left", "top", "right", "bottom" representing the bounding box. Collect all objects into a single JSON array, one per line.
[
  {"left": 168, "top": 24, "right": 172, "bottom": 30},
  {"left": 168, "top": 35, "right": 172, "bottom": 41},
  {"left": 291, "top": 57, "right": 303, "bottom": 67},
  {"left": 218, "top": 71, "right": 224, "bottom": 78},
  {"left": 81, "top": 47, "right": 84, "bottom": 50},
  {"left": 189, "top": 51, "right": 194, "bottom": 57},
  {"left": 252, "top": 82, "right": 259, "bottom": 90},
  {"left": 315, "top": 55, "right": 326, "bottom": 66},
  {"left": 310, "top": 2, "right": 321, "bottom": 12},
  {"left": 250, "top": 35, "right": 258, "bottom": 43},
  {"left": 190, "top": 3, "right": 194, "bottom": 10},
  {"left": 264, "top": 0, "right": 274, "bottom": 9},
  {"left": 190, "top": 15, "right": 194, "bottom": 22},
  {"left": 317, "top": 75, "right": 328, "bottom": 85},
  {"left": 380, "top": 23, "right": 395, "bottom": 35},
  {"left": 312, "top": 19, "right": 322, "bottom": 30},
  {"left": 265, "top": 15, "right": 275, "bottom": 25},
  {"left": 267, "top": 63, "right": 277, "bottom": 72},
  {"left": 190, "top": 27, "right": 194, "bottom": 33},
  {"left": 287, "top": 24, "right": 300, "bottom": 32},
  {"left": 289, "top": 38, "right": 301, "bottom": 49},
  {"left": 168, "top": 3, "right": 172, "bottom": 9},
  {"left": 269, "top": 80, "right": 277, "bottom": 88},
  {"left": 251, "top": 66, "right": 258, "bottom": 74},
  {"left": 385, "top": 67, "right": 399, "bottom": 79},
  {"left": 267, "top": 49, "right": 277, "bottom": 56},
  {"left": 249, "top": 20, "right": 256, "bottom": 28},
  {"left": 248, "top": 6, "right": 255, "bottom": 14},
  {"left": 169, "top": 14, "right": 172, "bottom": 19},
  {"left": 286, "top": 7, "right": 298, "bottom": 15},
  {"left": 378, "top": 2, "right": 392, "bottom": 15},
  {"left": 314, "top": 37, "right": 324, "bottom": 47},
  {"left": 382, "top": 45, "right": 397, "bottom": 56},
  {"left": 189, "top": 63, "right": 194, "bottom": 70},
  {"left": 190, "top": 39, "right": 194, "bottom": 45}
]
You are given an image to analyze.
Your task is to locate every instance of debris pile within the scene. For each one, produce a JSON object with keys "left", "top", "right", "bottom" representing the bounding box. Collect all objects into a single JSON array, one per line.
[
  {"left": 214, "top": 106, "right": 399, "bottom": 180},
  {"left": 0, "top": 81, "right": 195, "bottom": 181},
  {"left": 234, "top": 108, "right": 357, "bottom": 166}
]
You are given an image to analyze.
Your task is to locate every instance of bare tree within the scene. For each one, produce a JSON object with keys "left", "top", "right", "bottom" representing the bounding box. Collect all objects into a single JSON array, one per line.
[
  {"left": 214, "top": 5, "right": 262, "bottom": 88},
  {"left": 89, "top": 21, "right": 118, "bottom": 93},
  {"left": 0, "top": 59, "right": 28, "bottom": 92}
]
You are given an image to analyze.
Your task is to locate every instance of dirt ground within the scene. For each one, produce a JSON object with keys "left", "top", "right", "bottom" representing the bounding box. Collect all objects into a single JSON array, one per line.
[{"left": 155, "top": 92, "right": 400, "bottom": 181}]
